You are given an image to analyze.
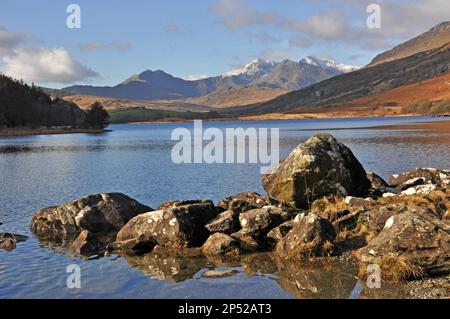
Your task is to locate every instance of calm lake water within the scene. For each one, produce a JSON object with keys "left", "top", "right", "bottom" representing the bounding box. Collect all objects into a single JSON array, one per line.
[{"left": 1, "top": 116, "right": 449, "bottom": 299}]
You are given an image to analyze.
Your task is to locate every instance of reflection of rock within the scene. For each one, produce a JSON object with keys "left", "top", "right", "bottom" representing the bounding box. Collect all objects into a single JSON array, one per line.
[
  {"left": 31, "top": 193, "right": 152, "bottom": 241},
  {"left": 262, "top": 133, "right": 370, "bottom": 208},
  {"left": 272, "top": 257, "right": 359, "bottom": 299},
  {"left": 357, "top": 210, "right": 450, "bottom": 277},
  {"left": 0, "top": 233, "right": 28, "bottom": 252},
  {"left": 117, "top": 200, "right": 218, "bottom": 248},
  {"left": 123, "top": 247, "right": 208, "bottom": 282}
]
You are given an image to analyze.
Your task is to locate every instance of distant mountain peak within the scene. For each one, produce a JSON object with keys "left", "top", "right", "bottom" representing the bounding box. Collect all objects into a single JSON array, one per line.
[
  {"left": 223, "top": 59, "right": 277, "bottom": 77},
  {"left": 301, "top": 56, "right": 360, "bottom": 73}
]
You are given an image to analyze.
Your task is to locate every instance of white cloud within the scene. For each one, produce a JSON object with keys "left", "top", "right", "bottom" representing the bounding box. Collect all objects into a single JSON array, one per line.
[
  {"left": 182, "top": 74, "right": 209, "bottom": 81},
  {"left": 211, "top": 0, "right": 450, "bottom": 51},
  {"left": 2, "top": 47, "right": 98, "bottom": 84},
  {"left": 211, "top": 0, "right": 277, "bottom": 31},
  {"left": 0, "top": 24, "right": 99, "bottom": 84}
]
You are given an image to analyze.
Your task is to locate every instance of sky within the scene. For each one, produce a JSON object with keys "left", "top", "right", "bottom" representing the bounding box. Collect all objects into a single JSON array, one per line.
[{"left": 0, "top": 0, "right": 449, "bottom": 88}]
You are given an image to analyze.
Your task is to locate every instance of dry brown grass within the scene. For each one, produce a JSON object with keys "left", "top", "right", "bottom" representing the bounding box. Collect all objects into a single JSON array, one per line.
[
  {"left": 310, "top": 196, "right": 359, "bottom": 218},
  {"left": 359, "top": 255, "right": 426, "bottom": 282}
]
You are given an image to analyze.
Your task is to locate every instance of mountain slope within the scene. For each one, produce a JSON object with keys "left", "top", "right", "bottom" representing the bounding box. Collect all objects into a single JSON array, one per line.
[
  {"left": 184, "top": 86, "right": 288, "bottom": 108},
  {"left": 229, "top": 42, "right": 450, "bottom": 115},
  {"left": 368, "top": 21, "right": 450, "bottom": 67}
]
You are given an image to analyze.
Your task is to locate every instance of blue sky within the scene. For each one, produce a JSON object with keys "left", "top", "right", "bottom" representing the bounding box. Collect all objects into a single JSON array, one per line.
[{"left": 0, "top": 0, "right": 448, "bottom": 88}]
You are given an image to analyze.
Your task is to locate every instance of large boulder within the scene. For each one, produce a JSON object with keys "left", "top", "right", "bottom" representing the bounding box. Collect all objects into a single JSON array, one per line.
[
  {"left": 389, "top": 168, "right": 450, "bottom": 189},
  {"left": 357, "top": 210, "right": 450, "bottom": 277},
  {"left": 116, "top": 200, "right": 218, "bottom": 248},
  {"left": 202, "top": 233, "right": 241, "bottom": 256},
  {"left": 276, "top": 214, "right": 336, "bottom": 258},
  {"left": 30, "top": 193, "right": 152, "bottom": 240},
  {"left": 262, "top": 133, "right": 371, "bottom": 208}
]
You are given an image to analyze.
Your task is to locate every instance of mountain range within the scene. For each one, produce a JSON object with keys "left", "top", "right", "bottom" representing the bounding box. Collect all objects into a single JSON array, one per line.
[
  {"left": 229, "top": 21, "right": 450, "bottom": 116},
  {"left": 64, "top": 56, "right": 359, "bottom": 101}
]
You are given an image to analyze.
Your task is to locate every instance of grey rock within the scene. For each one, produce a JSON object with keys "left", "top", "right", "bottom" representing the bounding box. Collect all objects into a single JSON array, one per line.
[{"left": 262, "top": 134, "right": 371, "bottom": 208}]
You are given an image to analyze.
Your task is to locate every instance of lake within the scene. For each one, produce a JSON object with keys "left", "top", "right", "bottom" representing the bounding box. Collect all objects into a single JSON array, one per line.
[{"left": 1, "top": 116, "right": 449, "bottom": 298}]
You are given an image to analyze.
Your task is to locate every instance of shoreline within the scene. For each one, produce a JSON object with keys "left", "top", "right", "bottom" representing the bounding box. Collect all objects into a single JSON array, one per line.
[{"left": 0, "top": 127, "right": 110, "bottom": 137}]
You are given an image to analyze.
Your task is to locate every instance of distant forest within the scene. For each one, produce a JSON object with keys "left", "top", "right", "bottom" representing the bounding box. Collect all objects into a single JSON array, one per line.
[{"left": 0, "top": 74, "right": 86, "bottom": 128}]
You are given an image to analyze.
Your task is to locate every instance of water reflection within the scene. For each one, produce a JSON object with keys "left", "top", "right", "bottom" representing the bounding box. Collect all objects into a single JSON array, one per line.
[
  {"left": 0, "top": 117, "right": 448, "bottom": 298},
  {"left": 122, "top": 250, "right": 407, "bottom": 299}
]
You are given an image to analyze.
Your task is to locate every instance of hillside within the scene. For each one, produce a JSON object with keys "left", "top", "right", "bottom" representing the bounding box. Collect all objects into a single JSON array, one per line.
[
  {"left": 0, "top": 74, "right": 85, "bottom": 128},
  {"left": 349, "top": 72, "right": 450, "bottom": 108},
  {"left": 55, "top": 93, "right": 213, "bottom": 112},
  {"left": 368, "top": 21, "right": 450, "bottom": 67},
  {"left": 183, "top": 86, "right": 288, "bottom": 108},
  {"left": 229, "top": 41, "right": 450, "bottom": 116}
]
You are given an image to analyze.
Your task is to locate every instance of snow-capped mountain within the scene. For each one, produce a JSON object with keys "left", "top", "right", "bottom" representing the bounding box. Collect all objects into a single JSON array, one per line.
[
  {"left": 222, "top": 59, "right": 278, "bottom": 82},
  {"left": 301, "top": 56, "right": 360, "bottom": 73},
  {"left": 65, "top": 55, "right": 359, "bottom": 100}
]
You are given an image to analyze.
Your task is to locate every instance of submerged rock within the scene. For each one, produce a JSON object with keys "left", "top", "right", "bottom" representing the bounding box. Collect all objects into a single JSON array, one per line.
[
  {"left": 276, "top": 214, "right": 336, "bottom": 258},
  {"left": 0, "top": 233, "right": 28, "bottom": 252},
  {"left": 116, "top": 200, "right": 218, "bottom": 249},
  {"left": 262, "top": 133, "right": 371, "bottom": 208},
  {"left": 202, "top": 233, "right": 241, "bottom": 256},
  {"left": 30, "top": 193, "right": 152, "bottom": 240},
  {"left": 202, "top": 269, "right": 239, "bottom": 278},
  {"left": 357, "top": 210, "right": 450, "bottom": 277}
]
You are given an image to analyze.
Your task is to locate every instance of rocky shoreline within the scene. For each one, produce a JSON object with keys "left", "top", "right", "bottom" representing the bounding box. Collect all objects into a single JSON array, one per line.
[{"left": 2, "top": 133, "right": 449, "bottom": 297}]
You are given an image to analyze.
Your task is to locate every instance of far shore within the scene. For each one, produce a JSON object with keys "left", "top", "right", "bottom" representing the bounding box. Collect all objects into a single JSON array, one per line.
[
  {"left": 0, "top": 127, "right": 109, "bottom": 137},
  {"left": 111, "top": 112, "right": 450, "bottom": 125}
]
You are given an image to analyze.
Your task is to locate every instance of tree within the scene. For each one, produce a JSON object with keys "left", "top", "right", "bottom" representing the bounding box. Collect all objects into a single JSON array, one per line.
[{"left": 84, "top": 102, "right": 110, "bottom": 129}]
